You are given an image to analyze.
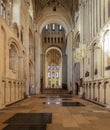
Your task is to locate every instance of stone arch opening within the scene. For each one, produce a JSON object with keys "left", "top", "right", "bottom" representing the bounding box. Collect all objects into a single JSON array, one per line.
[
  {"left": 9, "top": 44, "right": 19, "bottom": 72},
  {"left": 103, "top": 30, "right": 110, "bottom": 76},
  {"left": 45, "top": 47, "right": 62, "bottom": 89}
]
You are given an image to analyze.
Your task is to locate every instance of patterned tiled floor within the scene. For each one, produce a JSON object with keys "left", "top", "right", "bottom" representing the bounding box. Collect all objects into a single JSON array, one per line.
[{"left": 0, "top": 94, "right": 110, "bottom": 130}]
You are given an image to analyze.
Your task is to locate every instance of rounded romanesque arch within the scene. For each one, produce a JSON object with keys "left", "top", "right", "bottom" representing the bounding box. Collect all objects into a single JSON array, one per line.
[
  {"left": 8, "top": 38, "right": 24, "bottom": 79},
  {"left": 36, "top": 7, "right": 72, "bottom": 35},
  {"left": 45, "top": 47, "right": 62, "bottom": 88}
]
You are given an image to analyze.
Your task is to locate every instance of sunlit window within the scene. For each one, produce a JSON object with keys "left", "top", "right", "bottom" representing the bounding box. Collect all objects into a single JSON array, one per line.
[
  {"left": 48, "top": 72, "right": 51, "bottom": 78},
  {"left": 56, "top": 66, "right": 59, "bottom": 70},
  {"left": 48, "top": 66, "right": 51, "bottom": 70},
  {"left": 46, "top": 25, "right": 48, "bottom": 30},
  {"left": 52, "top": 72, "right": 55, "bottom": 78},
  {"left": 52, "top": 24, "right": 55, "bottom": 30},
  {"left": 104, "top": 31, "right": 110, "bottom": 56},
  {"left": 1, "top": 1, "right": 6, "bottom": 19},
  {"left": 59, "top": 25, "right": 62, "bottom": 30},
  {"left": 56, "top": 72, "right": 59, "bottom": 78},
  {"left": 104, "top": 30, "right": 110, "bottom": 68},
  {"left": 52, "top": 65, "right": 54, "bottom": 70}
]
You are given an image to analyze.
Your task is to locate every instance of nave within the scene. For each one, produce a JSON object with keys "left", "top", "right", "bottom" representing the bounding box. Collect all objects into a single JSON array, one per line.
[{"left": 0, "top": 94, "right": 110, "bottom": 130}]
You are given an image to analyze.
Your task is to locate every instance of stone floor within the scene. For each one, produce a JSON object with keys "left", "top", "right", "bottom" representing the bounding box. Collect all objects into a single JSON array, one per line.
[{"left": 0, "top": 94, "right": 110, "bottom": 130}]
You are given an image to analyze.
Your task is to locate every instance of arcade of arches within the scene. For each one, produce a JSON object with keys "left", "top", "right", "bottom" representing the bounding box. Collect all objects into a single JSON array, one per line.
[{"left": 0, "top": 0, "right": 110, "bottom": 114}]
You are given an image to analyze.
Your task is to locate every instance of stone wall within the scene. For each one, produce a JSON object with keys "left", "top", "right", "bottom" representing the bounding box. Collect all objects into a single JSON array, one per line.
[{"left": 0, "top": 0, "right": 35, "bottom": 109}]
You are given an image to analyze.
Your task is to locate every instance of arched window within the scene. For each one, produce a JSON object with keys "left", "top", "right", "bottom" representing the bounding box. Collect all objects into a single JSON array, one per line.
[
  {"left": 45, "top": 25, "right": 48, "bottom": 30},
  {"left": 9, "top": 44, "right": 18, "bottom": 71},
  {"left": 1, "top": 0, "right": 6, "bottom": 19},
  {"left": 104, "top": 31, "right": 110, "bottom": 69}
]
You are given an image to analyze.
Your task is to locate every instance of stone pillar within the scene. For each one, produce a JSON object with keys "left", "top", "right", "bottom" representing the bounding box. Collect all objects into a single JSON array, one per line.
[
  {"left": 62, "top": 54, "right": 67, "bottom": 85},
  {"left": 89, "top": 84, "right": 91, "bottom": 99},
  {"left": 35, "top": 32, "right": 41, "bottom": 94},
  {"left": 105, "top": 0, "right": 108, "bottom": 22},
  {"left": 101, "top": 0, "right": 104, "bottom": 27},
  {"left": 13, "top": 82, "right": 16, "bottom": 100},
  {"left": 94, "top": 0, "right": 97, "bottom": 35},
  {"left": 85, "top": 83, "right": 88, "bottom": 98},
  {"left": 91, "top": 82, "right": 93, "bottom": 99},
  {"left": 91, "top": 47, "right": 94, "bottom": 80},
  {"left": 91, "top": 0, "right": 94, "bottom": 38},
  {"left": 0, "top": 80, "right": 6, "bottom": 108},
  {"left": 104, "top": 83, "right": 106, "bottom": 104},
  {"left": 86, "top": 84, "right": 89, "bottom": 98},
  {"left": 11, "top": 81, "right": 14, "bottom": 102},
  {"left": 97, "top": 0, "right": 100, "bottom": 31},
  {"left": 79, "top": 5, "right": 83, "bottom": 43},
  {"left": 10, "top": 82, "right": 12, "bottom": 102},
  {"left": 87, "top": 0, "right": 92, "bottom": 41},
  {"left": 98, "top": 84, "right": 100, "bottom": 102},
  {"left": 108, "top": 0, "right": 110, "bottom": 17},
  {"left": 16, "top": 82, "right": 19, "bottom": 101},
  {"left": 93, "top": 84, "right": 95, "bottom": 99},
  {"left": 67, "top": 31, "right": 73, "bottom": 91}
]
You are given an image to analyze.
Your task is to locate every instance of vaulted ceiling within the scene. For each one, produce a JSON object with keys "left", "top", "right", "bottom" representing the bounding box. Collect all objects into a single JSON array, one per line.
[
  {"left": 46, "top": 49, "right": 61, "bottom": 65},
  {"left": 32, "top": 0, "right": 79, "bottom": 23}
]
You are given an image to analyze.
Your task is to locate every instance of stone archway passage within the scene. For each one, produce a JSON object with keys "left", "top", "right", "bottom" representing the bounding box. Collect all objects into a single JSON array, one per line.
[{"left": 45, "top": 48, "right": 62, "bottom": 89}]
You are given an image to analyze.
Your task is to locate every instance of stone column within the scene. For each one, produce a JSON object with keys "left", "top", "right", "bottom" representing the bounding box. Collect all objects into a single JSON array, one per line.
[
  {"left": 67, "top": 31, "right": 73, "bottom": 91},
  {"left": 79, "top": 1, "right": 84, "bottom": 46},
  {"left": 11, "top": 81, "right": 14, "bottom": 102},
  {"left": 16, "top": 82, "right": 19, "bottom": 100},
  {"left": 91, "top": 82, "right": 93, "bottom": 99},
  {"left": 35, "top": 31, "right": 41, "bottom": 94},
  {"left": 10, "top": 82, "right": 12, "bottom": 102},
  {"left": 105, "top": 0, "right": 108, "bottom": 21},
  {"left": 98, "top": 84, "right": 100, "bottom": 102},
  {"left": 91, "top": 0, "right": 94, "bottom": 38},
  {"left": 89, "top": 84, "right": 91, "bottom": 99},
  {"left": 101, "top": 0, "right": 104, "bottom": 27},
  {"left": 91, "top": 47, "right": 94, "bottom": 80},
  {"left": 42, "top": 53, "right": 45, "bottom": 91},
  {"left": 97, "top": 0, "right": 100, "bottom": 31},
  {"left": 13, "top": 82, "right": 16, "bottom": 100},
  {"left": 93, "top": 84, "right": 95, "bottom": 99},
  {"left": 95, "top": 0, "right": 97, "bottom": 35},
  {"left": 62, "top": 54, "right": 67, "bottom": 86},
  {"left": 86, "top": 84, "right": 89, "bottom": 98},
  {"left": 104, "top": 83, "right": 106, "bottom": 104},
  {"left": 0, "top": 80, "right": 6, "bottom": 108}
]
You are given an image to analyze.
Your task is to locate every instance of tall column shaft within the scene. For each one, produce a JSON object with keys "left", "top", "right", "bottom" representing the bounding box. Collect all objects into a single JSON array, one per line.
[
  {"left": 35, "top": 32, "right": 41, "bottom": 94},
  {"left": 67, "top": 31, "right": 73, "bottom": 91}
]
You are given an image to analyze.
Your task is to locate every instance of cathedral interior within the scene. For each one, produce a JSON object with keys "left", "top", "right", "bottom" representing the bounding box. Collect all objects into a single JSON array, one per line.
[{"left": 0, "top": 0, "right": 110, "bottom": 130}]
